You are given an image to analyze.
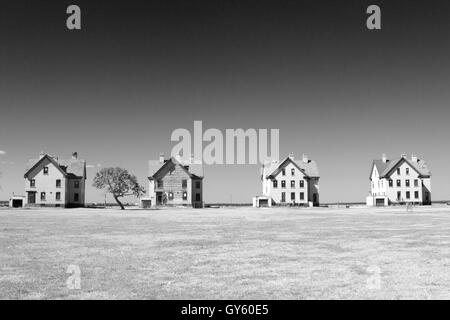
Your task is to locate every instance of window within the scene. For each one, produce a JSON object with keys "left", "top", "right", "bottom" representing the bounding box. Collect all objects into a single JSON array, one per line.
[
  {"left": 397, "top": 191, "right": 401, "bottom": 201},
  {"left": 40, "top": 192, "right": 46, "bottom": 201},
  {"left": 273, "top": 180, "right": 278, "bottom": 188},
  {"left": 300, "top": 192, "right": 304, "bottom": 200},
  {"left": 43, "top": 167, "right": 49, "bottom": 175},
  {"left": 168, "top": 192, "right": 174, "bottom": 200},
  {"left": 56, "top": 192, "right": 61, "bottom": 201},
  {"left": 183, "top": 192, "right": 188, "bottom": 200},
  {"left": 282, "top": 169, "right": 286, "bottom": 176},
  {"left": 157, "top": 180, "right": 163, "bottom": 188},
  {"left": 56, "top": 179, "right": 61, "bottom": 188},
  {"left": 74, "top": 181, "right": 80, "bottom": 189},
  {"left": 406, "top": 168, "right": 410, "bottom": 175},
  {"left": 195, "top": 181, "right": 201, "bottom": 189},
  {"left": 281, "top": 192, "right": 286, "bottom": 202},
  {"left": 406, "top": 179, "right": 410, "bottom": 187},
  {"left": 290, "top": 181, "right": 295, "bottom": 188},
  {"left": 291, "top": 168, "right": 295, "bottom": 176},
  {"left": 406, "top": 191, "right": 410, "bottom": 199},
  {"left": 74, "top": 193, "right": 79, "bottom": 202},
  {"left": 396, "top": 168, "right": 400, "bottom": 175},
  {"left": 396, "top": 180, "right": 401, "bottom": 187},
  {"left": 415, "top": 191, "right": 419, "bottom": 199},
  {"left": 281, "top": 180, "right": 286, "bottom": 188},
  {"left": 30, "top": 179, "right": 36, "bottom": 188},
  {"left": 195, "top": 193, "right": 201, "bottom": 201},
  {"left": 389, "top": 180, "right": 393, "bottom": 187},
  {"left": 182, "top": 179, "right": 187, "bottom": 189},
  {"left": 291, "top": 192, "right": 295, "bottom": 200},
  {"left": 414, "top": 179, "right": 419, "bottom": 187},
  {"left": 299, "top": 180, "right": 304, "bottom": 188}
]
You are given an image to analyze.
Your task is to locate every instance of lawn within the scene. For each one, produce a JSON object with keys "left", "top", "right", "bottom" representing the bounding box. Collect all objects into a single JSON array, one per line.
[{"left": 1, "top": 205, "right": 450, "bottom": 299}]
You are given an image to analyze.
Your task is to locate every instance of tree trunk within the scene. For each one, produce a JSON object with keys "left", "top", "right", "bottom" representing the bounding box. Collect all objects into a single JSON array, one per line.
[{"left": 113, "top": 195, "right": 125, "bottom": 210}]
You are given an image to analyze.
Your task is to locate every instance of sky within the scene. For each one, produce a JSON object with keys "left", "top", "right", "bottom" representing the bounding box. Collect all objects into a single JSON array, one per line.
[{"left": 1, "top": 0, "right": 450, "bottom": 203}]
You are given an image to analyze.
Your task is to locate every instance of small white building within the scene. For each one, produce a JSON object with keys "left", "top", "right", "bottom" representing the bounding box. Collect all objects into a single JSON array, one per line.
[
  {"left": 9, "top": 195, "right": 25, "bottom": 208},
  {"left": 254, "top": 153, "right": 320, "bottom": 207},
  {"left": 366, "top": 154, "right": 431, "bottom": 206}
]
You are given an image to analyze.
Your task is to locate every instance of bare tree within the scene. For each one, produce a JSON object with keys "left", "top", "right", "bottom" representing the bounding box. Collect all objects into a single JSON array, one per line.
[{"left": 92, "top": 167, "right": 145, "bottom": 210}]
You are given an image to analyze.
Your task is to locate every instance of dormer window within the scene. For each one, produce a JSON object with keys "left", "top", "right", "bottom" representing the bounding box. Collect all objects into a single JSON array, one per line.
[{"left": 43, "top": 167, "right": 49, "bottom": 175}]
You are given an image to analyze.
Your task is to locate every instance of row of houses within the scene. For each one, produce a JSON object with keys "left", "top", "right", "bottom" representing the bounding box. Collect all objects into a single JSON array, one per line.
[{"left": 11, "top": 151, "right": 432, "bottom": 208}]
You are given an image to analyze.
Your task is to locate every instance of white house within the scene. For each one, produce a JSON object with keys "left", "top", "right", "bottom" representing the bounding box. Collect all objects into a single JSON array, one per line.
[
  {"left": 366, "top": 154, "right": 431, "bottom": 206},
  {"left": 24, "top": 152, "right": 87, "bottom": 208},
  {"left": 254, "top": 153, "right": 320, "bottom": 207}
]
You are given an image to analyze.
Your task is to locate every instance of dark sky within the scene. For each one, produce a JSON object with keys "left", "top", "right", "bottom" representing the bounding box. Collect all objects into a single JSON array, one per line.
[{"left": 1, "top": 1, "right": 450, "bottom": 203}]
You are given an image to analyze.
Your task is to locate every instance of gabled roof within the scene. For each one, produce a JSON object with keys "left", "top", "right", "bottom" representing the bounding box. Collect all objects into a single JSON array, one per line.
[
  {"left": 24, "top": 154, "right": 87, "bottom": 179},
  {"left": 371, "top": 156, "right": 431, "bottom": 179},
  {"left": 148, "top": 157, "right": 204, "bottom": 179},
  {"left": 263, "top": 156, "right": 319, "bottom": 179}
]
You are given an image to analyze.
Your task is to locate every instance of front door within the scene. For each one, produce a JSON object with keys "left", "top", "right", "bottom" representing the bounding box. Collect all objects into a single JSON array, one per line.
[
  {"left": 27, "top": 192, "right": 36, "bottom": 204},
  {"left": 156, "top": 192, "right": 163, "bottom": 205}
]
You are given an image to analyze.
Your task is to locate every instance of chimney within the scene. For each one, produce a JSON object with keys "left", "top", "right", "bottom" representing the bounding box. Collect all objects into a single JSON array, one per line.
[
  {"left": 411, "top": 154, "right": 418, "bottom": 162},
  {"left": 39, "top": 151, "right": 45, "bottom": 159},
  {"left": 159, "top": 153, "right": 164, "bottom": 163},
  {"left": 401, "top": 153, "right": 407, "bottom": 159},
  {"left": 302, "top": 154, "right": 308, "bottom": 163},
  {"left": 71, "top": 152, "right": 78, "bottom": 160},
  {"left": 190, "top": 153, "right": 195, "bottom": 164},
  {"left": 288, "top": 152, "right": 295, "bottom": 160},
  {"left": 382, "top": 153, "right": 387, "bottom": 163}
]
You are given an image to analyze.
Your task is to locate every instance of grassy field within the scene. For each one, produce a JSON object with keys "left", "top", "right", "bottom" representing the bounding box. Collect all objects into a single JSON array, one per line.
[{"left": 1, "top": 205, "right": 450, "bottom": 299}]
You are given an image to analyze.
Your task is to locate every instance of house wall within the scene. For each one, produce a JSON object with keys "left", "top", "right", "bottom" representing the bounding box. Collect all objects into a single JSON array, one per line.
[
  {"left": 191, "top": 178, "right": 203, "bottom": 207},
  {"left": 308, "top": 177, "right": 320, "bottom": 205},
  {"left": 66, "top": 178, "right": 85, "bottom": 207},
  {"left": 24, "top": 158, "right": 67, "bottom": 206}
]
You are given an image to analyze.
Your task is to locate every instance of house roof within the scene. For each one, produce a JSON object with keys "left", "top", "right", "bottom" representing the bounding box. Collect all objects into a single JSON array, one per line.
[
  {"left": 264, "top": 156, "right": 319, "bottom": 179},
  {"left": 24, "top": 154, "right": 87, "bottom": 179},
  {"left": 148, "top": 157, "right": 204, "bottom": 179},
  {"left": 371, "top": 157, "right": 431, "bottom": 179}
]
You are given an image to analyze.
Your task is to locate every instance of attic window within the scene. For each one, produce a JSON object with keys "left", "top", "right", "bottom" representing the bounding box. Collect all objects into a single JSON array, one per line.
[
  {"left": 291, "top": 168, "right": 295, "bottom": 176},
  {"left": 43, "top": 167, "right": 49, "bottom": 175},
  {"left": 406, "top": 168, "right": 410, "bottom": 175},
  {"left": 282, "top": 169, "right": 286, "bottom": 176},
  {"left": 396, "top": 168, "right": 400, "bottom": 175}
]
